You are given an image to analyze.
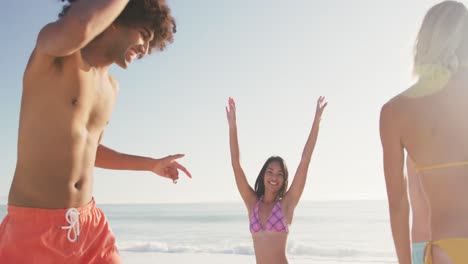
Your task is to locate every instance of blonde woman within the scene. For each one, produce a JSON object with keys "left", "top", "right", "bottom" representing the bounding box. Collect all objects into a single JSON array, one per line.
[{"left": 380, "top": 1, "right": 468, "bottom": 263}]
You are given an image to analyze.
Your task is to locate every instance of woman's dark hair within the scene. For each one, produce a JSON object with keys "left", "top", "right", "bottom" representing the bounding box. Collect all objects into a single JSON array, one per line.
[
  {"left": 254, "top": 156, "right": 289, "bottom": 199},
  {"left": 59, "top": 0, "right": 176, "bottom": 53}
]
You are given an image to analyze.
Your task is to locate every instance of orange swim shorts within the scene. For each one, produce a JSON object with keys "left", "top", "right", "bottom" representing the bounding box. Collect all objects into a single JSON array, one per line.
[{"left": 0, "top": 199, "right": 121, "bottom": 264}]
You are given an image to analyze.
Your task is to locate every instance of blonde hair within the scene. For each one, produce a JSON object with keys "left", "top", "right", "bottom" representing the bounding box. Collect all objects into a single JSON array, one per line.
[{"left": 414, "top": 1, "right": 468, "bottom": 76}]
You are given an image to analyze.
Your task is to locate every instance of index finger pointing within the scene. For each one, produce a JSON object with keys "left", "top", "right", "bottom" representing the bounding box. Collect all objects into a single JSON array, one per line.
[{"left": 175, "top": 162, "right": 192, "bottom": 178}]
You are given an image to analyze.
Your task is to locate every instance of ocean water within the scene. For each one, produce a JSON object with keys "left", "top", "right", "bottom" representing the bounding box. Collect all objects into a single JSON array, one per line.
[{"left": 0, "top": 200, "right": 397, "bottom": 263}]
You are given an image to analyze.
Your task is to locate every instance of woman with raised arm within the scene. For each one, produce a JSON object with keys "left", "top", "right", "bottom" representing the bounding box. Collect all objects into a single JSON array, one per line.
[
  {"left": 226, "top": 96, "right": 327, "bottom": 264},
  {"left": 380, "top": 1, "right": 468, "bottom": 263}
]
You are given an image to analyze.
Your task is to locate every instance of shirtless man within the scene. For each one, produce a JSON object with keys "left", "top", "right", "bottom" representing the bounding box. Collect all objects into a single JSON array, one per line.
[
  {"left": 407, "top": 157, "right": 431, "bottom": 264},
  {"left": 0, "top": 1, "right": 190, "bottom": 263}
]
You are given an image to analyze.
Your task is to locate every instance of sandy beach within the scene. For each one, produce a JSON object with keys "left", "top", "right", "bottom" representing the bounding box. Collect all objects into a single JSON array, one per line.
[{"left": 120, "top": 252, "right": 384, "bottom": 264}]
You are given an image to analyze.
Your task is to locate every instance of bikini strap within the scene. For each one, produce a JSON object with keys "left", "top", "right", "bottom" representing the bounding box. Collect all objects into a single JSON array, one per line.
[
  {"left": 415, "top": 161, "right": 468, "bottom": 172},
  {"left": 423, "top": 241, "right": 433, "bottom": 264}
]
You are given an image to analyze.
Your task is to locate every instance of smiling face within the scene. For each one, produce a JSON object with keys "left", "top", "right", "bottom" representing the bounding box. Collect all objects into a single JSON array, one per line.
[
  {"left": 110, "top": 23, "right": 155, "bottom": 69},
  {"left": 59, "top": 0, "right": 176, "bottom": 68},
  {"left": 254, "top": 156, "right": 289, "bottom": 199},
  {"left": 263, "top": 161, "right": 285, "bottom": 194}
]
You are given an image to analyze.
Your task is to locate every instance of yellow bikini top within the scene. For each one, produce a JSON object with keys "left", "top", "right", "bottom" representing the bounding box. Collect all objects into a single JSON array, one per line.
[{"left": 413, "top": 161, "right": 468, "bottom": 172}]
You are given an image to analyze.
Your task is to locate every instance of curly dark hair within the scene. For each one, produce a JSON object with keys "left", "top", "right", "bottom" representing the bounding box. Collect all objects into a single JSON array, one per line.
[
  {"left": 59, "top": 0, "right": 176, "bottom": 53},
  {"left": 254, "top": 156, "right": 289, "bottom": 199}
]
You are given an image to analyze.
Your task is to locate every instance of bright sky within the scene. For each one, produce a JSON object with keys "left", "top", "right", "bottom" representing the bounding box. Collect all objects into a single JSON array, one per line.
[{"left": 0, "top": 0, "right": 447, "bottom": 204}]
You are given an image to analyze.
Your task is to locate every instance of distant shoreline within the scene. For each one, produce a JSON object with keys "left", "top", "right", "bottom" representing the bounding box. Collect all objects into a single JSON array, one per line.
[
  {"left": 98, "top": 199, "right": 387, "bottom": 206},
  {"left": 0, "top": 199, "right": 388, "bottom": 206}
]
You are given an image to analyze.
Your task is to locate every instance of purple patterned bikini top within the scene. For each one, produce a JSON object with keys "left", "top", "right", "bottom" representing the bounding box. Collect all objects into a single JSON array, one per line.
[{"left": 249, "top": 197, "right": 289, "bottom": 233}]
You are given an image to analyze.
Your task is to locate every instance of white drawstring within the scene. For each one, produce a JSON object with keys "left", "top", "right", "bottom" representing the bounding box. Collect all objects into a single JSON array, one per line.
[{"left": 60, "top": 208, "right": 80, "bottom": 242}]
